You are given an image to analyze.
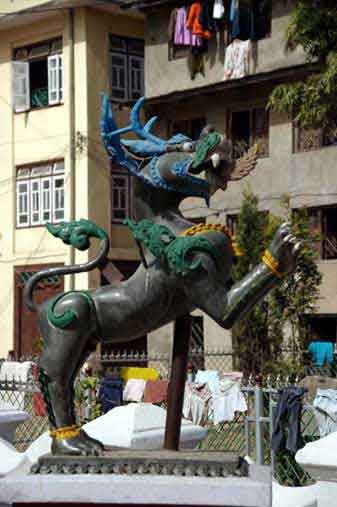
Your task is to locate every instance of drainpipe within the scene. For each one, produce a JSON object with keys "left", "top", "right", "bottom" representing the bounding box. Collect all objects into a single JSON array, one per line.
[{"left": 68, "top": 7, "right": 76, "bottom": 290}]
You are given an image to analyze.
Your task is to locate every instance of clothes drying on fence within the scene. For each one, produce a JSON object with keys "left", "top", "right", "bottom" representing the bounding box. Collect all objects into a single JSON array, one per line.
[
  {"left": 99, "top": 378, "right": 123, "bottom": 413},
  {"left": 224, "top": 39, "right": 251, "bottom": 80},
  {"left": 313, "top": 388, "right": 337, "bottom": 437},
  {"left": 183, "top": 383, "right": 212, "bottom": 425},
  {"left": 308, "top": 342, "right": 334, "bottom": 367},
  {"left": 143, "top": 379, "right": 169, "bottom": 404},
  {"left": 0, "top": 361, "right": 32, "bottom": 383},
  {"left": 120, "top": 367, "right": 159, "bottom": 383},
  {"left": 123, "top": 379, "right": 147, "bottom": 402},
  {"left": 194, "top": 370, "right": 220, "bottom": 394},
  {"left": 212, "top": 379, "right": 247, "bottom": 424},
  {"left": 271, "top": 386, "right": 306, "bottom": 454}
]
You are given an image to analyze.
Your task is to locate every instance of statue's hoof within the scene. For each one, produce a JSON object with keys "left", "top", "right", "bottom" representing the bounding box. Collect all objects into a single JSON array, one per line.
[{"left": 51, "top": 435, "right": 100, "bottom": 456}]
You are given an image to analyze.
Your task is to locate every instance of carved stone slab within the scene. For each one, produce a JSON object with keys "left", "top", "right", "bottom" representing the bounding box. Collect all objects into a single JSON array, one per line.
[{"left": 31, "top": 449, "right": 244, "bottom": 478}]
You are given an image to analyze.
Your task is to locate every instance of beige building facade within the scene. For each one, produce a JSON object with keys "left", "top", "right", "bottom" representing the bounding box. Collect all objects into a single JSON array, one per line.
[
  {"left": 0, "top": 1, "right": 144, "bottom": 358},
  {"left": 137, "top": 0, "right": 337, "bottom": 357}
]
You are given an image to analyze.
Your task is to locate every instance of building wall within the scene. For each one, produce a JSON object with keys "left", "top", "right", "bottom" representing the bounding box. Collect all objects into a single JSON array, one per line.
[
  {"left": 145, "top": 0, "right": 306, "bottom": 99},
  {"left": 0, "top": 6, "right": 144, "bottom": 357},
  {"left": 85, "top": 7, "right": 144, "bottom": 290},
  {"left": 147, "top": 86, "right": 337, "bottom": 354},
  {"left": 0, "top": 13, "right": 70, "bottom": 358}
]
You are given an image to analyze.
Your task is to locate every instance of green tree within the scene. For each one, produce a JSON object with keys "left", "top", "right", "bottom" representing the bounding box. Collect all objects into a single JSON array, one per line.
[
  {"left": 232, "top": 190, "right": 322, "bottom": 376},
  {"left": 268, "top": 1, "right": 337, "bottom": 132}
]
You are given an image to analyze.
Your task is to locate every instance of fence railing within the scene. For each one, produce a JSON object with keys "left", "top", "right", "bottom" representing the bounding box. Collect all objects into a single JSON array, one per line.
[{"left": 0, "top": 351, "right": 327, "bottom": 486}]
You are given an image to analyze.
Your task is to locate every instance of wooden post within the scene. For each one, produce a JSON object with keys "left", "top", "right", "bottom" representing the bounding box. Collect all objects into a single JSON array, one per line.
[{"left": 164, "top": 314, "right": 191, "bottom": 451}]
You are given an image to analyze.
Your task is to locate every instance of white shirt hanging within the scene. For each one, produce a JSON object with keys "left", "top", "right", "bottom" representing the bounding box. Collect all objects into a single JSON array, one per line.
[{"left": 213, "top": 0, "right": 225, "bottom": 19}]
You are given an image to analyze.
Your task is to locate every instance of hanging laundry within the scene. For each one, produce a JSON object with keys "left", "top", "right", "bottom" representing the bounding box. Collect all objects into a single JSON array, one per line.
[
  {"left": 211, "top": 379, "right": 247, "bottom": 424},
  {"left": 187, "top": 1, "right": 212, "bottom": 39},
  {"left": 271, "top": 386, "right": 306, "bottom": 454},
  {"left": 183, "top": 383, "right": 212, "bottom": 425},
  {"left": 173, "top": 7, "right": 202, "bottom": 46},
  {"left": 224, "top": 39, "right": 251, "bottom": 80},
  {"left": 313, "top": 388, "right": 337, "bottom": 437},
  {"left": 230, "top": 0, "right": 240, "bottom": 38},
  {"left": 195, "top": 369, "right": 220, "bottom": 393},
  {"left": 123, "top": 378, "right": 146, "bottom": 402},
  {"left": 213, "top": 0, "right": 225, "bottom": 19},
  {"left": 143, "top": 379, "right": 169, "bottom": 404},
  {"left": 98, "top": 378, "right": 123, "bottom": 413},
  {"left": 199, "top": 0, "right": 216, "bottom": 34},
  {"left": 168, "top": 8, "right": 178, "bottom": 42},
  {"left": 308, "top": 341, "right": 334, "bottom": 367}
]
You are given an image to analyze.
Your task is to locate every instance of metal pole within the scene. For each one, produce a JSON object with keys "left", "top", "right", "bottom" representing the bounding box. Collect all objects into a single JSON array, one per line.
[
  {"left": 164, "top": 314, "right": 191, "bottom": 451},
  {"left": 254, "top": 375, "right": 264, "bottom": 465}
]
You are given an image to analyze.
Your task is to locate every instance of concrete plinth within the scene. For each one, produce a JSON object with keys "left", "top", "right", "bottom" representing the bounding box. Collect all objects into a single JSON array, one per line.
[{"left": 0, "top": 472, "right": 271, "bottom": 507}]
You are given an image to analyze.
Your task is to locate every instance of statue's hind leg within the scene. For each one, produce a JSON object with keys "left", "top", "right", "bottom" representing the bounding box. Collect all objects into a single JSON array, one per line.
[{"left": 38, "top": 295, "right": 102, "bottom": 456}]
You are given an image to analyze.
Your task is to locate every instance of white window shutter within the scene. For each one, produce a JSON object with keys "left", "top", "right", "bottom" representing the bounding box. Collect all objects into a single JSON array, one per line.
[
  {"left": 16, "top": 180, "right": 30, "bottom": 227},
  {"left": 48, "top": 54, "right": 63, "bottom": 105},
  {"left": 12, "top": 61, "right": 30, "bottom": 113},
  {"left": 30, "top": 179, "right": 41, "bottom": 225}
]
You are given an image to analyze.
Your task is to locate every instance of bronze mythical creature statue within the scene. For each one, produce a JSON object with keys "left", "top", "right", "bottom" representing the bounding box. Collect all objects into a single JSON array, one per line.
[{"left": 24, "top": 96, "right": 302, "bottom": 456}]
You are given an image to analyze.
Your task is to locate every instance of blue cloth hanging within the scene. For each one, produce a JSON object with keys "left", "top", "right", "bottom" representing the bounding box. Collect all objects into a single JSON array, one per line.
[
  {"left": 308, "top": 342, "right": 334, "bottom": 367},
  {"left": 98, "top": 378, "right": 123, "bottom": 413}
]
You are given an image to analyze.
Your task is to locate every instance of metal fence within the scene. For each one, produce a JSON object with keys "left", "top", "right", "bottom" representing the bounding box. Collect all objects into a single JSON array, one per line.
[
  {"left": 0, "top": 351, "right": 326, "bottom": 486},
  {"left": 0, "top": 378, "right": 49, "bottom": 452}
]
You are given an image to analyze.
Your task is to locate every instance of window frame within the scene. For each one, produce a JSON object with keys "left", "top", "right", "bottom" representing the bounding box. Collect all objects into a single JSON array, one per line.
[
  {"left": 293, "top": 123, "right": 337, "bottom": 153},
  {"left": 12, "top": 37, "right": 63, "bottom": 113},
  {"left": 228, "top": 105, "right": 270, "bottom": 159},
  {"left": 294, "top": 205, "right": 337, "bottom": 261},
  {"left": 108, "top": 34, "right": 144, "bottom": 103},
  {"left": 16, "top": 160, "right": 65, "bottom": 229},
  {"left": 110, "top": 167, "right": 133, "bottom": 224}
]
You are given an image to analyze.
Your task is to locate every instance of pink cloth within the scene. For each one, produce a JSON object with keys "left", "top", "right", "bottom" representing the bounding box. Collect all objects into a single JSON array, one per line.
[
  {"left": 143, "top": 380, "right": 169, "bottom": 404},
  {"left": 174, "top": 7, "right": 201, "bottom": 46}
]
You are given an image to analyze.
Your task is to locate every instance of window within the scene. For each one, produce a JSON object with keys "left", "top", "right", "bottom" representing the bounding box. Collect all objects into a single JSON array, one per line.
[
  {"left": 226, "top": 214, "right": 239, "bottom": 237},
  {"left": 111, "top": 170, "right": 132, "bottom": 223},
  {"left": 16, "top": 161, "right": 65, "bottom": 227},
  {"left": 169, "top": 117, "right": 206, "bottom": 140},
  {"left": 294, "top": 125, "right": 337, "bottom": 153},
  {"left": 306, "top": 316, "right": 337, "bottom": 343},
  {"left": 109, "top": 35, "right": 144, "bottom": 102},
  {"left": 229, "top": 106, "right": 269, "bottom": 158},
  {"left": 12, "top": 38, "right": 63, "bottom": 112},
  {"left": 297, "top": 206, "right": 337, "bottom": 260}
]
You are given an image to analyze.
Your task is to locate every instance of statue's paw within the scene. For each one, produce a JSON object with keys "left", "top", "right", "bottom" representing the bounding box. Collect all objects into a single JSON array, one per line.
[
  {"left": 269, "top": 222, "right": 303, "bottom": 275},
  {"left": 51, "top": 435, "right": 100, "bottom": 456},
  {"left": 79, "top": 429, "right": 104, "bottom": 454}
]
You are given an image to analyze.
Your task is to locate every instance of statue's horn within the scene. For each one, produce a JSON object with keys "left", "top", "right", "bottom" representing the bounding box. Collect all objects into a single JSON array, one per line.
[{"left": 229, "top": 143, "right": 259, "bottom": 181}]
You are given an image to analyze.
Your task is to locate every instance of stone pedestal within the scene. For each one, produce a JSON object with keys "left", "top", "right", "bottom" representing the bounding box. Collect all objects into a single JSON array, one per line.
[
  {"left": 295, "top": 432, "right": 337, "bottom": 507},
  {"left": 0, "top": 465, "right": 271, "bottom": 507},
  {"left": 0, "top": 409, "right": 28, "bottom": 443}
]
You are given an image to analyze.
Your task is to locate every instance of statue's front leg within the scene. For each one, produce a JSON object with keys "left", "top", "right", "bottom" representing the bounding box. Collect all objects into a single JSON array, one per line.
[
  {"left": 188, "top": 223, "right": 302, "bottom": 329},
  {"left": 222, "top": 222, "right": 302, "bottom": 328}
]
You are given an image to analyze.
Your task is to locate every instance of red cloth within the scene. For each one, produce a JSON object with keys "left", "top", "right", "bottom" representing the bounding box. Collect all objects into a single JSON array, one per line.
[
  {"left": 186, "top": 1, "right": 211, "bottom": 39},
  {"left": 144, "top": 380, "right": 169, "bottom": 404},
  {"left": 32, "top": 363, "right": 47, "bottom": 417}
]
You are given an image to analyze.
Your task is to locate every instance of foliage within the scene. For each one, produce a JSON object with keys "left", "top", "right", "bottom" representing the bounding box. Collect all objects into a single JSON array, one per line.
[
  {"left": 74, "top": 376, "right": 102, "bottom": 424},
  {"left": 232, "top": 189, "right": 322, "bottom": 376},
  {"left": 268, "top": 1, "right": 337, "bottom": 131}
]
